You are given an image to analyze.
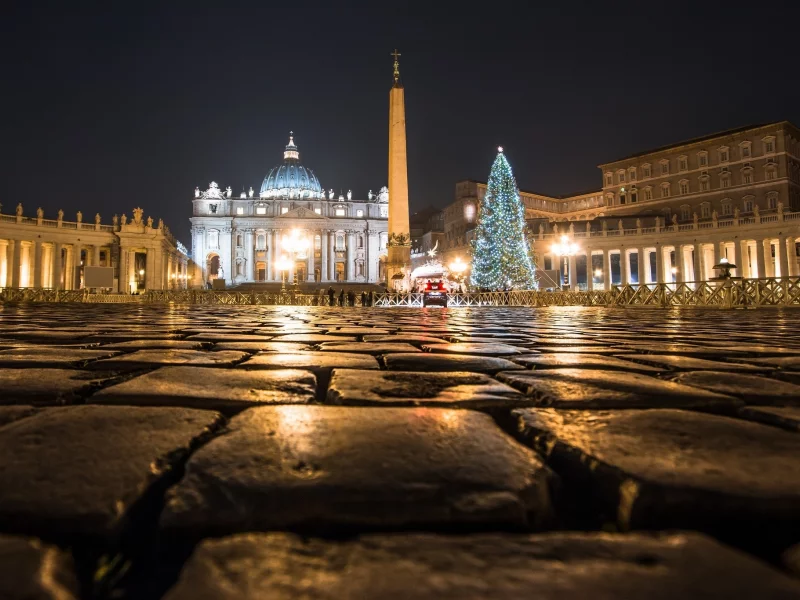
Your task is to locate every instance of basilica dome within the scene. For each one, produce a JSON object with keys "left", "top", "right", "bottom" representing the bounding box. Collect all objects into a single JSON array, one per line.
[{"left": 259, "top": 133, "right": 324, "bottom": 199}]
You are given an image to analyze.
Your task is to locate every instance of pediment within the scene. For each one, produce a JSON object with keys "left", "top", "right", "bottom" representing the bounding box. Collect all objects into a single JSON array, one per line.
[{"left": 278, "top": 207, "right": 322, "bottom": 219}]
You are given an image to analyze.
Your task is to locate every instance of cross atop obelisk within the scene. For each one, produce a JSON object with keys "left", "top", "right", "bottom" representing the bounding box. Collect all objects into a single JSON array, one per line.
[{"left": 386, "top": 50, "right": 411, "bottom": 289}]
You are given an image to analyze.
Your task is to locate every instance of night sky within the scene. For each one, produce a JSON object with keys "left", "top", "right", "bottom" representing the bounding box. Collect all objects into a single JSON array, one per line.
[{"left": 3, "top": 1, "right": 799, "bottom": 245}]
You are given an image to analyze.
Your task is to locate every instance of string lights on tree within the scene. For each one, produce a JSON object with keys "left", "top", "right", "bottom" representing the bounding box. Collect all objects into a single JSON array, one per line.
[{"left": 470, "top": 147, "right": 536, "bottom": 290}]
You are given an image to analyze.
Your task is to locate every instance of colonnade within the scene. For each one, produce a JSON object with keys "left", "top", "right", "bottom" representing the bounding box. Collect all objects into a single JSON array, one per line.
[
  {"left": 0, "top": 239, "right": 113, "bottom": 290},
  {"left": 541, "top": 235, "right": 799, "bottom": 290}
]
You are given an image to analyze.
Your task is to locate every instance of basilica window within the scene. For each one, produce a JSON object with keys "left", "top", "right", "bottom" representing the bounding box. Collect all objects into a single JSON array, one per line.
[
  {"left": 208, "top": 230, "right": 219, "bottom": 249},
  {"left": 356, "top": 209, "right": 364, "bottom": 217},
  {"left": 358, "top": 235, "right": 364, "bottom": 249},
  {"left": 236, "top": 261, "right": 243, "bottom": 276},
  {"left": 335, "top": 233, "right": 345, "bottom": 251},
  {"left": 236, "top": 234, "right": 243, "bottom": 247},
  {"left": 209, "top": 204, "right": 217, "bottom": 214},
  {"left": 630, "top": 190, "right": 638, "bottom": 203},
  {"left": 236, "top": 207, "right": 244, "bottom": 215},
  {"left": 314, "top": 235, "right": 321, "bottom": 250},
  {"left": 380, "top": 206, "right": 388, "bottom": 218},
  {"left": 314, "top": 208, "right": 322, "bottom": 215},
  {"left": 335, "top": 208, "right": 345, "bottom": 217},
  {"left": 256, "top": 205, "right": 267, "bottom": 215},
  {"left": 379, "top": 232, "right": 388, "bottom": 248},
  {"left": 256, "top": 234, "right": 265, "bottom": 250},
  {"left": 660, "top": 183, "right": 670, "bottom": 198},
  {"left": 281, "top": 207, "right": 289, "bottom": 214}
]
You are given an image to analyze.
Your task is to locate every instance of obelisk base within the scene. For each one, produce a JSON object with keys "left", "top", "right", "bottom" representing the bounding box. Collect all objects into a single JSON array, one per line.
[{"left": 386, "top": 245, "right": 411, "bottom": 291}]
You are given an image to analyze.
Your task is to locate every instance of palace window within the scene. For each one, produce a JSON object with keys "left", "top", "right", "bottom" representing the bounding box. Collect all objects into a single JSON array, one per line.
[
  {"left": 680, "top": 205, "right": 691, "bottom": 221},
  {"left": 256, "top": 205, "right": 267, "bottom": 215},
  {"left": 356, "top": 209, "right": 364, "bottom": 217},
  {"left": 698, "top": 152, "right": 708, "bottom": 167},
  {"left": 618, "top": 170, "right": 626, "bottom": 184},
  {"left": 642, "top": 164, "right": 651, "bottom": 178},
  {"left": 765, "top": 166, "right": 777, "bottom": 180},
  {"left": 740, "top": 142, "right": 751, "bottom": 158},
  {"left": 700, "top": 203, "right": 711, "bottom": 219},
  {"left": 719, "top": 147, "right": 729, "bottom": 163},
  {"left": 744, "top": 198, "right": 754, "bottom": 212},
  {"left": 661, "top": 183, "right": 671, "bottom": 198},
  {"left": 764, "top": 137, "right": 775, "bottom": 153},
  {"left": 721, "top": 200, "right": 733, "bottom": 216},
  {"left": 628, "top": 167, "right": 637, "bottom": 181},
  {"left": 630, "top": 190, "right": 638, "bottom": 203},
  {"left": 618, "top": 192, "right": 626, "bottom": 205},
  {"left": 236, "top": 206, "right": 244, "bottom": 215},
  {"left": 721, "top": 173, "right": 731, "bottom": 188},
  {"left": 680, "top": 180, "right": 689, "bottom": 195},
  {"left": 678, "top": 156, "right": 688, "bottom": 172},
  {"left": 660, "top": 160, "right": 670, "bottom": 175},
  {"left": 644, "top": 187, "right": 653, "bottom": 201},
  {"left": 700, "top": 178, "right": 709, "bottom": 192},
  {"left": 605, "top": 172, "right": 613, "bottom": 186},
  {"left": 742, "top": 169, "right": 753, "bottom": 185},
  {"left": 767, "top": 194, "right": 778, "bottom": 210}
]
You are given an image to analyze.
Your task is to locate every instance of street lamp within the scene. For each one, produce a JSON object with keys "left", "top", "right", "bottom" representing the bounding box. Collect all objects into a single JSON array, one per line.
[
  {"left": 550, "top": 235, "right": 579, "bottom": 289},
  {"left": 449, "top": 257, "right": 468, "bottom": 293},
  {"left": 275, "top": 255, "right": 291, "bottom": 293},
  {"left": 282, "top": 229, "right": 310, "bottom": 289}
]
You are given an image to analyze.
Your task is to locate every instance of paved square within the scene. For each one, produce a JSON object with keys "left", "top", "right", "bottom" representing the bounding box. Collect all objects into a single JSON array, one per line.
[{"left": 1, "top": 303, "right": 799, "bottom": 598}]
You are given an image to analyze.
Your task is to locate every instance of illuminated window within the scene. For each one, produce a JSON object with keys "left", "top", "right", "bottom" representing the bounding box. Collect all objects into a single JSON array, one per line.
[
  {"left": 335, "top": 208, "right": 345, "bottom": 217},
  {"left": 256, "top": 206, "right": 267, "bottom": 215},
  {"left": 281, "top": 207, "right": 289, "bottom": 214},
  {"left": 314, "top": 208, "right": 322, "bottom": 215},
  {"left": 380, "top": 206, "right": 388, "bottom": 218},
  {"left": 236, "top": 206, "right": 244, "bottom": 215},
  {"left": 356, "top": 209, "right": 364, "bottom": 217}
]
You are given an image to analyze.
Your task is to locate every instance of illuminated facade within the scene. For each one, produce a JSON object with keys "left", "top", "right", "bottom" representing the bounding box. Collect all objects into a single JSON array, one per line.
[
  {"left": 0, "top": 206, "right": 189, "bottom": 292},
  {"left": 190, "top": 134, "right": 389, "bottom": 286}
]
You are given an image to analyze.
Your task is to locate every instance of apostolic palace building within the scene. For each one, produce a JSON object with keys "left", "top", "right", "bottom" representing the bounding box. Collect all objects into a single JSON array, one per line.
[
  {"left": 190, "top": 134, "right": 389, "bottom": 287},
  {"left": 426, "top": 120, "right": 800, "bottom": 290}
]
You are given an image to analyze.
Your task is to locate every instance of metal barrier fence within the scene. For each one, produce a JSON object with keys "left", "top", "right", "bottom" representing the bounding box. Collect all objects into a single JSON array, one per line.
[{"left": 3, "top": 278, "right": 800, "bottom": 307}]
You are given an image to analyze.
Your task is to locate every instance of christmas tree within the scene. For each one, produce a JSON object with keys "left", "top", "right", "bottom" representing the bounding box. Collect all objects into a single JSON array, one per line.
[{"left": 470, "top": 147, "right": 536, "bottom": 290}]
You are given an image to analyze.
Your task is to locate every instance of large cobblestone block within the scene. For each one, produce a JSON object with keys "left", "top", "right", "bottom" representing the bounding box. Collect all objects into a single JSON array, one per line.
[
  {"left": 0, "top": 534, "right": 79, "bottom": 600},
  {"left": 161, "top": 406, "right": 554, "bottom": 537},
  {"left": 163, "top": 531, "right": 800, "bottom": 600}
]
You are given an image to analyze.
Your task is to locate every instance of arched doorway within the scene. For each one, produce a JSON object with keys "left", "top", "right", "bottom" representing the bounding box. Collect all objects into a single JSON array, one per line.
[
  {"left": 206, "top": 253, "right": 221, "bottom": 288},
  {"left": 256, "top": 261, "right": 266, "bottom": 281}
]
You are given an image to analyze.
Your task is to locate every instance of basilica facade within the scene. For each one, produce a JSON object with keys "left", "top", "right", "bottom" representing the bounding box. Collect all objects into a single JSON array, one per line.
[{"left": 190, "top": 134, "right": 390, "bottom": 287}]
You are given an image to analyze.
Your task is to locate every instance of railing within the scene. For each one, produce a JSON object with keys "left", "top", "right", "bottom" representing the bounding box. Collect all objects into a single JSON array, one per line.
[{"left": 3, "top": 278, "right": 800, "bottom": 308}]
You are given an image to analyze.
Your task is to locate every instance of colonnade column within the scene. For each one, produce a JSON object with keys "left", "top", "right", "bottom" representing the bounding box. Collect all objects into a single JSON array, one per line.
[
  {"left": 568, "top": 254, "right": 577, "bottom": 290},
  {"left": 733, "top": 240, "right": 743, "bottom": 278},
  {"left": 271, "top": 230, "right": 280, "bottom": 281},
  {"left": 0, "top": 242, "right": 8, "bottom": 288},
  {"left": 787, "top": 237, "right": 798, "bottom": 277},
  {"left": 655, "top": 245, "right": 665, "bottom": 284},
  {"left": 93, "top": 245, "right": 101, "bottom": 267},
  {"left": 345, "top": 232, "right": 355, "bottom": 281},
  {"left": 637, "top": 247, "right": 646, "bottom": 285},
  {"left": 320, "top": 230, "right": 328, "bottom": 282},
  {"left": 619, "top": 251, "right": 628, "bottom": 286},
  {"left": 602, "top": 250, "right": 611, "bottom": 290},
  {"left": 692, "top": 244, "right": 703, "bottom": 284},
  {"left": 246, "top": 231, "right": 254, "bottom": 282},
  {"left": 755, "top": 239, "right": 767, "bottom": 279},
  {"left": 33, "top": 241, "right": 43, "bottom": 288},
  {"left": 779, "top": 236, "right": 791, "bottom": 278},
  {"left": 10, "top": 240, "right": 21, "bottom": 288}
]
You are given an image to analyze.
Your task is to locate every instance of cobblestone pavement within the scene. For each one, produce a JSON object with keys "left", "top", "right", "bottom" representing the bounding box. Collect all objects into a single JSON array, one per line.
[{"left": 1, "top": 303, "right": 800, "bottom": 599}]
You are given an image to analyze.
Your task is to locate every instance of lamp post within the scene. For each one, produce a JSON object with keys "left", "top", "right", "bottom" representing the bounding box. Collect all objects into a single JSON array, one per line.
[
  {"left": 282, "top": 229, "right": 310, "bottom": 291},
  {"left": 275, "top": 255, "right": 291, "bottom": 293},
  {"left": 449, "top": 257, "right": 468, "bottom": 293},
  {"left": 550, "top": 235, "right": 579, "bottom": 289}
]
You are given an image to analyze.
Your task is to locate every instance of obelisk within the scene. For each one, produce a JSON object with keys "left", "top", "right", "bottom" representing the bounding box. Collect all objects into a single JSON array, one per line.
[{"left": 387, "top": 49, "right": 411, "bottom": 288}]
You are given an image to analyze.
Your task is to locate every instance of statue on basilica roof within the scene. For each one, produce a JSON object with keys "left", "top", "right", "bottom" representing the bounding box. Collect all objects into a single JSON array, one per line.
[{"left": 377, "top": 186, "right": 389, "bottom": 203}]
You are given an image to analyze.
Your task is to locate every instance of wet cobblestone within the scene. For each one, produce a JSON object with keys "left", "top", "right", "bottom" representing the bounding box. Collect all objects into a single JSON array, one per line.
[{"left": 1, "top": 303, "right": 799, "bottom": 598}]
